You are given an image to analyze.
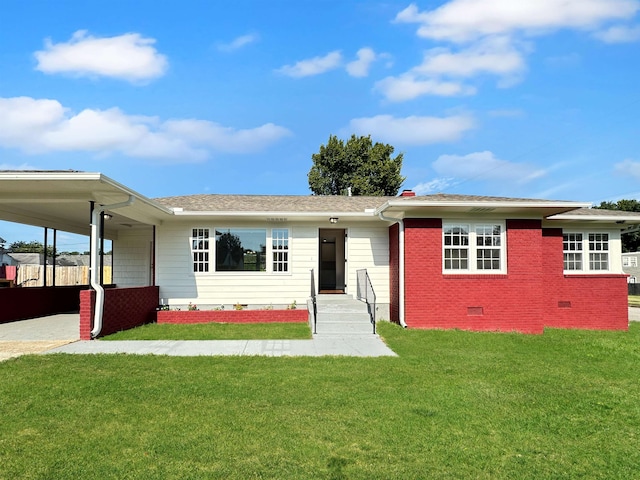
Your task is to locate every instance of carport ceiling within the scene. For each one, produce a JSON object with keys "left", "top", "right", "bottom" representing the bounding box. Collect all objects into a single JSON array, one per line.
[{"left": 0, "top": 171, "right": 172, "bottom": 238}]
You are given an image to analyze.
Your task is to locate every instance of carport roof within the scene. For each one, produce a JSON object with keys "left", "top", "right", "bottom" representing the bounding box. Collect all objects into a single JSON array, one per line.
[{"left": 0, "top": 171, "right": 172, "bottom": 237}]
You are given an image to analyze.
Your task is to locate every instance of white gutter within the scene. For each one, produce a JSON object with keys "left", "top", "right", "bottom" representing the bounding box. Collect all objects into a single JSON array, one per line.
[
  {"left": 378, "top": 211, "right": 407, "bottom": 328},
  {"left": 90, "top": 196, "right": 135, "bottom": 338}
]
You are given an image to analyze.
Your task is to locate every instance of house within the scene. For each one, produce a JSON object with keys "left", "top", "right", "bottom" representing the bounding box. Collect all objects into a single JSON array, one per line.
[
  {"left": 622, "top": 252, "right": 640, "bottom": 283},
  {"left": 0, "top": 170, "right": 639, "bottom": 336}
]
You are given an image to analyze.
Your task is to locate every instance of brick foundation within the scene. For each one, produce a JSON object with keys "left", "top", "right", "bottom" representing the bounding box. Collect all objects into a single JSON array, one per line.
[
  {"left": 157, "top": 309, "right": 308, "bottom": 324},
  {"left": 80, "top": 286, "right": 159, "bottom": 339}
]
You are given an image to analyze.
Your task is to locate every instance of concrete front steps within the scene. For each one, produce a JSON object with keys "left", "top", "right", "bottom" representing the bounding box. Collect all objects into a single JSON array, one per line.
[{"left": 312, "top": 294, "right": 375, "bottom": 335}]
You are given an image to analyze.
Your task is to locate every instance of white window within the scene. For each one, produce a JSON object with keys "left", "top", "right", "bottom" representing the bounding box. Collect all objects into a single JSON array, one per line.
[
  {"left": 443, "top": 224, "right": 469, "bottom": 270},
  {"left": 215, "top": 228, "right": 267, "bottom": 272},
  {"left": 563, "top": 232, "right": 609, "bottom": 272},
  {"left": 443, "top": 222, "right": 505, "bottom": 273},
  {"left": 191, "top": 228, "right": 209, "bottom": 273},
  {"left": 563, "top": 233, "right": 583, "bottom": 271},
  {"left": 623, "top": 256, "right": 638, "bottom": 267},
  {"left": 589, "top": 233, "right": 609, "bottom": 271},
  {"left": 191, "top": 227, "right": 290, "bottom": 274},
  {"left": 272, "top": 228, "right": 289, "bottom": 273}
]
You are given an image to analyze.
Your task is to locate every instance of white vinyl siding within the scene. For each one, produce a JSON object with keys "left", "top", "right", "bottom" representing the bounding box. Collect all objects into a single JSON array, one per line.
[
  {"left": 112, "top": 227, "right": 154, "bottom": 287},
  {"left": 346, "top": 226, "right": 390, "bottom": 305},
  {"left": 155, "top": 222, "right": 389, "bottom": 308}
]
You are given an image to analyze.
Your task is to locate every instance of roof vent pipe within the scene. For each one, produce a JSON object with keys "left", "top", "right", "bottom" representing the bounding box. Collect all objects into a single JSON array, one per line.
[
  {"left": 90, "top": 196, "right": 135, "bottom": 338},
  {"left": 400, "top": 190, "right": 416, "bottom": 197}
]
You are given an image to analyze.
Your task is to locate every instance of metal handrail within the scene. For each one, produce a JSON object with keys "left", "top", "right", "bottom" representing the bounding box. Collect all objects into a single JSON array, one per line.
[
  {"left": 310, "top": 268, "right": 317, "bottom": 334},
  {"left": 356, "top": 269, "right": 377, "bottom": 334}
]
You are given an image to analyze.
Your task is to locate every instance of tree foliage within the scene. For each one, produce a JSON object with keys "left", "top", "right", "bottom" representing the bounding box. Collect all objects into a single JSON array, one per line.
[
  {"left": 9, "top": 241, "right": 55, "bottom": 256},
  {"left": 308, "top": 134, "right": 405, "bottom": 196},
  {"left": 594, "top": 199, "right": 640, "bottom": 252}
]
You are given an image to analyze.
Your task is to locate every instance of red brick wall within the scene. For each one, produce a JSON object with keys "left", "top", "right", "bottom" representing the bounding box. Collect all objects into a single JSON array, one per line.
[
  {"left": 401, "top": 219, "right": 628, "bottom": 333},
  {"left": 388, "top": 223, "right": 400, "bottom": 324},
  {"left": 403, "top": 219, "right": 545, "bottom": 333},
  {"left": 157, "top": 309, "right": 308, "bottom": 324},
  {"left": 542, "top": 228, "right": 628, "bottom": 330},
  {"left": 0, "top": 285, "right": 84, "bottom": 324},
  {"left": 80, "top": 286, "right": 159, "bottom": 339}
]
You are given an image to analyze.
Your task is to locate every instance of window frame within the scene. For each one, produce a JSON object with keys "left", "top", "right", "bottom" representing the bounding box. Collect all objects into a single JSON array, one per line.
[
  {"left": 191, "top": 226, "right": 291, "bottom": 275},
  {"left": 271, "top": 228, "right": 290, "bottom": 274},
  {"left": 563, "top": 230, "right": 610, "bottom": 273},
  {"left": 191, "top": 228, "right": 210, "bottom": 273},
  {"left": 442, "top": 220, "right": 506, "bottom": 274}
]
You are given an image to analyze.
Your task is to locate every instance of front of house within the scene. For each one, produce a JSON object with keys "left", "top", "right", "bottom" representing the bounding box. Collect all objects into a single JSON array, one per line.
[{"left": 0, "top": 171, "right": 638, "bottom": 335}]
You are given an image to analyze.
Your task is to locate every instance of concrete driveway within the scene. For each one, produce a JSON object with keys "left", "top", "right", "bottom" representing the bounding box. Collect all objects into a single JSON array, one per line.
[{"left": 0, "top": 314, "right": 79, "bottom": 361}]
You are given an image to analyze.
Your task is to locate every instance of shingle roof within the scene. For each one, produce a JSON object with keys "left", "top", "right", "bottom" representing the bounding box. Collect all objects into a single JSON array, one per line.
[
  {"left": 555, "top": 207, "right": 632, "bottom": 217},
  {"left": 154, "top": 193, "right": 583, "bottom": 213},
  {"left": 397, "top": 193, "right": 573, "bottom": 203},
  {"left": 154, "top": 194, "right": 395, "bottom": 213}
]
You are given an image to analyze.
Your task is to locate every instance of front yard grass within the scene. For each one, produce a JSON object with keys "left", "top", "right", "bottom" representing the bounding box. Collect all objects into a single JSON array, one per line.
[
  {"left": 1, "top": 322, "right": 639, "bottom": 479},
  {"left": 102, "top": 321, "right": 312, "bottom": 340}
]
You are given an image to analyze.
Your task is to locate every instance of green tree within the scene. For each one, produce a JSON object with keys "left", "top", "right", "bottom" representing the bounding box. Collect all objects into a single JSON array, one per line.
[
  {"left": 308, "top": 134, "right": 405, "bottom": 196},
  {"left": 594, "top": 199, "right": 640, "bottom": 252},
  {"left": 9, "top": 240, "right": 56, "bottom": 256}
]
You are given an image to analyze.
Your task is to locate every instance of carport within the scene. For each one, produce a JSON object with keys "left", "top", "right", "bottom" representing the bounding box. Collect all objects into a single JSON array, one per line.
[{"left": 0, "top": 170, "right": 171, "bottom": 339}]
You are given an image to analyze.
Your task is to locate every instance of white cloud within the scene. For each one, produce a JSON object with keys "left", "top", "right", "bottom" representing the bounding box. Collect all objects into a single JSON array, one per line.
[
  {"left": 34, "top": 30, "right": 168, "bottom": 83},
  {"left": 390, "top": 1, "right": 640, "bottom": 100},
  {"left": 413, "top": 178, "right": 455, "bottom": 195},
  {"left": 375, "top": 74, "right": 476, "bottom": 101},
  {"left": 414, "top": 36, "right": 527, "bottom": 79},
  {"left": 276, "top": 50, "right": 343, "bottom": 78},
  {"left": 432, "top": 151, "right": 546, "bottom": 182},
  {"left": 347, "top": 114, "right": 475, "bottom": 145},
  {"left": 614, "top": 159, "right": 640, "bottom": 178},
  {"left": 217, "top": 33, "right": 259, "bottom": 52},
  {"left": 375, "top": 36, "right": 526, "bottom": 101},
  {"left": 346, "top": 47, "right": 378, "bottom": 77},
  {"left": 0, "top": 96, "right": 291, "bottom": 162},
  {"left": 162, "top": 119, "right": 292, "bottom": 154},
  {"left": 593, "top": 24, "right": 640, "bottom": 43},
  {"left": 395, "top": 0, "right": 640, "bottom": 43}
]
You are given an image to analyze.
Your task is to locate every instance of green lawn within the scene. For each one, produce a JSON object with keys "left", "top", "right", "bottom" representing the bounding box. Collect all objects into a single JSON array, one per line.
[
  {"left": 1, "top": 322, "right": 639, "bottom": 479},
  {"left": 103, "top": 321, "right": 312, "bottom": 340}
]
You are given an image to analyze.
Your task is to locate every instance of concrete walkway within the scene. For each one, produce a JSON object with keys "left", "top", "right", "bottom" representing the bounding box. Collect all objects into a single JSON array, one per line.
[
  {"left": 0, "top": 313, "right": 79, "bottom": 361},
  {"left": 46, "top": 334, "right": 397, "bottom": 357}
]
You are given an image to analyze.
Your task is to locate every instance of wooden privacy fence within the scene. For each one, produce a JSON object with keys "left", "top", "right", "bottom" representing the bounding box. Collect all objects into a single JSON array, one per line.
[{"left": 15, "top": 265, "right": 112, "bottom": 287}]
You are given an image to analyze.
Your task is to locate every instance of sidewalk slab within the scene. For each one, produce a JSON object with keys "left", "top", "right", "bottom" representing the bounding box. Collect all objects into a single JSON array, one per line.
[{"left": 45, "top": 335, "right": 397, "bottom": 357}]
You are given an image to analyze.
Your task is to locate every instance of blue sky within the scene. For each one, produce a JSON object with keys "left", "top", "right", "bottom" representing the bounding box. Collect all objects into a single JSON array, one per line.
[{"left": 1, "top": 0, "right": 640, "bottom": 248}]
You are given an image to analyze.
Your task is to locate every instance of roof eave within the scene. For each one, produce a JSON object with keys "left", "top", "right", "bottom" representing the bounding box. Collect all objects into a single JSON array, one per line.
[
  {"left": 376, "top": 200, "right": 592, "bottom": 217},
  {"left": 171, "top": 210, "right": 378, "bottom": 219}
]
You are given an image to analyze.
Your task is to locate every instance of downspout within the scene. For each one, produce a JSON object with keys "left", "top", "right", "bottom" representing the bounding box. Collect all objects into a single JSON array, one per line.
[
  {"left": 90, "top": 196, "right": 135, "bottom": 338},
  {"left": 379, "top": 211, "right": 407, "bottom": 328}
]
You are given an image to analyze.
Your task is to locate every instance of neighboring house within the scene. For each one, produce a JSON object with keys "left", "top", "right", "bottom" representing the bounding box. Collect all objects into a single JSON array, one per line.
[
  {"left": 2, "top": 253, "right": 111, "bottom": 267},
  {"left": 1, "top": 170, "right": 639, "bottom": 334},
  {"left": 622, "top": 252, "right": 640, "bottom": 283}
]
